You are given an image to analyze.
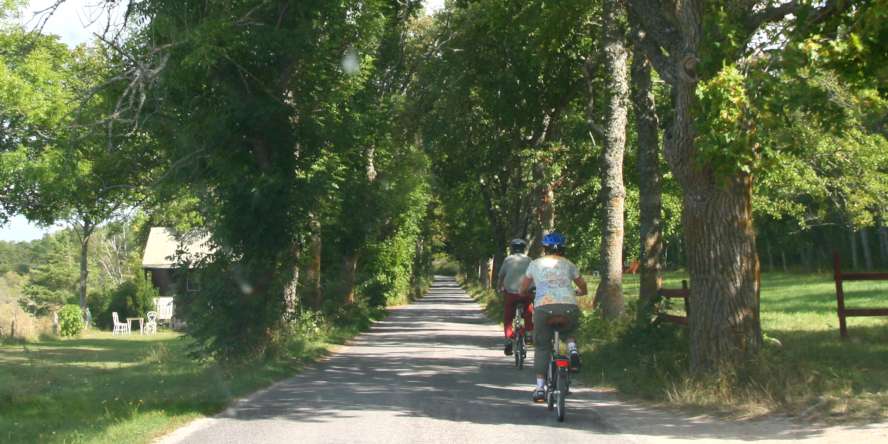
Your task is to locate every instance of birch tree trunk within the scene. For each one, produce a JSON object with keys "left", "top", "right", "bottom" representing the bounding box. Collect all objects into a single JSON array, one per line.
[
  {"left": 631, "top": 46, "right": 663, "bottom": 323},
  {"left": 594, "top": 0, "right": 630, "bottom": 318},
  {"left": 283, "top": 244, "right": 300, "bottom": 315}
]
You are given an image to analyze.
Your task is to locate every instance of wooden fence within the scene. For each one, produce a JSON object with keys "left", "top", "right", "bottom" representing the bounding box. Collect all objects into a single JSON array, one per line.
[{"left": 832, "top": 251, "right": 888, "bottom": 337}]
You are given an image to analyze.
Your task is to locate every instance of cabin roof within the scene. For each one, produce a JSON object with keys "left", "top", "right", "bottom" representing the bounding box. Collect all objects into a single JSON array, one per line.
[{"left": 141, "top": 227, "right": 213, "bottom": 269}]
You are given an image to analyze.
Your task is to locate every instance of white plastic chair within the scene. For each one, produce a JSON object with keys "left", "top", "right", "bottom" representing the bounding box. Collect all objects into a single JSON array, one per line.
[
  {"left": 112, "top": 312, "right": 130, "bottom": 335},
  {"left": 144, "top": 311, "right": 158, "bottom": 334}
]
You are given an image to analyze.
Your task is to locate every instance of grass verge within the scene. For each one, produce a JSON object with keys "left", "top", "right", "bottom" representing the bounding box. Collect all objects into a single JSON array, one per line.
[
  {"left": 464, "top": 271, "right": 888, "bottom": 425},
  {"left": 0, "top": 307, "right": 387, "bottom": 444}
]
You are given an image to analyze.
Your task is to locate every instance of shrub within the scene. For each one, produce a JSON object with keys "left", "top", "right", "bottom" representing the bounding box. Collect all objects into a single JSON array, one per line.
[
  {"left": 107, "top": 276, "right": 158, "bottom": 323},
  {"left": 87, "top": 290, "right": 113, "bottom": 329},
  {"left": 57, "top": 304, "right": 84, "bottom": 337}
]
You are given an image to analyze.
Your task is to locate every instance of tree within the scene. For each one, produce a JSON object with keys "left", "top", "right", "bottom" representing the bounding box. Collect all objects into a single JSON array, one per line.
[
  {"left": 591, "top": 0, "right": 630, "bottom": 318},
  {"left": 19, "top": 231, "right": 78, "bottom": 316},
  {"left": 109, "top": 0, "right": 400, "bottom": 361},
  {"left": 626, "top": 0, "right": 884, "bottom": 371},
  {"left": 631, "top": 46, "right": 663, "bottom": 323},
  {"left": 413, "top": 0, "right": 601, "bottom": 279}
]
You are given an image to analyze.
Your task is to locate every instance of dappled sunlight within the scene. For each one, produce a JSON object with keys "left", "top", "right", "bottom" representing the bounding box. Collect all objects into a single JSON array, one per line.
[{"left": 150, "top": 276, "right": 865, "bottom": 444}]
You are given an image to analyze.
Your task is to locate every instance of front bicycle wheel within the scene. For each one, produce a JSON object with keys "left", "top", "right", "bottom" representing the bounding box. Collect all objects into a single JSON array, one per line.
[{"left": 556, "top": 371, "right": 567, "bottom": 421}]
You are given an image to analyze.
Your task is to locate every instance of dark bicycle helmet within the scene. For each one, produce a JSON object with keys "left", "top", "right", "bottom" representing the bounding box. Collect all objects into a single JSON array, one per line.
[
  {"left": 541, "top": 232, "right": 565, "bottom": 246},
  {"left": 510, "top": 238, "right": 527, "bottom": 247}
]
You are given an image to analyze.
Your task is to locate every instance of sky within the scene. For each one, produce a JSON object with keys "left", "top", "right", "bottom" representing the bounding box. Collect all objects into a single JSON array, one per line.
[{"left": 0, "top": 0, "right": 447, "bottom": 242}]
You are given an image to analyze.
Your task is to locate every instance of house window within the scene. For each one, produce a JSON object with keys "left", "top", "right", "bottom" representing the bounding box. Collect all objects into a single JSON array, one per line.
[{"left": 187, "top": 274, "right": 201, "bottom": 292}]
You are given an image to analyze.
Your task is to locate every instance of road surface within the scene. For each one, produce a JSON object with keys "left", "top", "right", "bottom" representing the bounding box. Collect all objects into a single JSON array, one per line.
[{"left": 155, "top": 277, "right": 888, "bottom": 444}]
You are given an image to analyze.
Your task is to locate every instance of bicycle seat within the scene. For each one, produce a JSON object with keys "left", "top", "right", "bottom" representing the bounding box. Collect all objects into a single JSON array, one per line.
[{"left": 547, "top": 316, "right": 571, "bottom": 329}]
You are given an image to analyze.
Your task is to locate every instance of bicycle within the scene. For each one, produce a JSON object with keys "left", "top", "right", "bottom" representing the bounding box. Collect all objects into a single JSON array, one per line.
[
  {"left": 510, "top": 301, "right": 529, "bottom": 369},
  {"left": 545, "top": 317, "right": 572, "bottom": 422}
]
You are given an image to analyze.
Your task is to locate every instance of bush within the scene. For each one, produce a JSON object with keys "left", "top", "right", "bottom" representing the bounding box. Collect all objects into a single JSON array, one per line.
[
  {"left": 107, "top": 276, "right": 158, "bottom": 325},
  {"left": 57, "top": 305, "right": 84, "bottom": 337},
  {"left": 87, "top": 290, "right": 113, "bottom": 330}
]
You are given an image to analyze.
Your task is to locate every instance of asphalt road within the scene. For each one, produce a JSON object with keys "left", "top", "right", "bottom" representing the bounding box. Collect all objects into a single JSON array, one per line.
[
  {"left": 154, "top": 276, "right": 888, "bottom": 444},
  {"left": 154, "top": 276, "right": 635, "bottom": 443}
]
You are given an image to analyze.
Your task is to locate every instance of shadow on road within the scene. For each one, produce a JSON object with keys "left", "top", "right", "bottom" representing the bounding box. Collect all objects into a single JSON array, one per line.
[{"left": 164, "top": 277, "right": 851, "bottom": 443}]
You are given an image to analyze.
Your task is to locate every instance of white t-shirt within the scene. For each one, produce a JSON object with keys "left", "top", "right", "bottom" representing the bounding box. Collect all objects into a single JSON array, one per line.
[{"left": 498, "top": 253, "right": 532, "bottom": 292}]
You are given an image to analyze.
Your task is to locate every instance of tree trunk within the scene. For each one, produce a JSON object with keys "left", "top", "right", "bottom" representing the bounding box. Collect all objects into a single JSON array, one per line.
[
  {"left": 594, "top": 0, "right": 630, "bottom": 318},
  {"left": 781, "top": 251, "right": 788, "bottom": 272},
  {"left": 530, "top": 161, "right": 555, "bottom": 259},
  {"left": 878, "top": 215, "right": 888, "bottom": 269},
  {"left": 861, "top": 226, "right": 874, "bottom": 271},
  {"left": 800, "top": 245, "right": 810, "bottom": 273},
  {"left": 283, "top": 244, "right": 299, "bottom": 316},
  {"left": 767, "top": 240, "right": 774, "bottom": 272},
  {"left": 631, "top": 46, "right": 662, "bottom": 323},
  {"left": 849, "top": 221, "right": 859, "bottom": 270},
  {"left": 682, "top": 175, "right": 762, "bottom": 371},
  {"left": 307, "top": 217, "right": 322, "bottom": 310},
  {"left": 76, "top": 221, "right": 96, "bottom": 310},
  {"left": 340, "top": 251, "right": 360, "bottom": 304}
]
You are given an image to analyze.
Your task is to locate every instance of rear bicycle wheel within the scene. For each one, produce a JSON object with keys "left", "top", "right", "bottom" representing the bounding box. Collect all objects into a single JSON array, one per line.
[
  {"left": 516, "top": 334, "right": 525, "bottom": 370},
  {"left": 546, "top": 367, "right": 555, "bottom": 411},
  {"left": 556, "top": 371, "right": 567, "bottom": 421}
]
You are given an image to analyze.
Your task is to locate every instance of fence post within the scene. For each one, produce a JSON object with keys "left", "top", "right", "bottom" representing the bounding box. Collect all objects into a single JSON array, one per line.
[{"left": 833, "top": 251, "right": 848, "bottom": 337}]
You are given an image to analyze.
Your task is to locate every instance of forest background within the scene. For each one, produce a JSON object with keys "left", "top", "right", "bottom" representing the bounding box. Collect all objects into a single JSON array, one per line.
[{"left": 1, "top": 0, "right": 887, "bottom": 421}]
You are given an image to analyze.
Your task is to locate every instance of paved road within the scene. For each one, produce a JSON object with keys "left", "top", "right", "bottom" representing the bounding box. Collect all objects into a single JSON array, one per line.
[
  {"left": 155, "top": 277, "right": 888, "bottom": 444},
  {"left": 156, "top": 276, "right": 634, "bottom": 443}
]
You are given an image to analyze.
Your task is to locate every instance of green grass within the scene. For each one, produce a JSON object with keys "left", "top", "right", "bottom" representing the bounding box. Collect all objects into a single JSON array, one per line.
[
  {"left": 0, "top": 308, "right": 386, "bottom": 444},
  {"left": 465, "top": 270, "right": 888, "bottom": 424}
]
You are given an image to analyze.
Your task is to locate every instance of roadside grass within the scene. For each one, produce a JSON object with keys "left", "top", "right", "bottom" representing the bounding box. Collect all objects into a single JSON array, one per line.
[
  {"left": 465, "top": 271, "right": 888, "bottom": 424},
  {"left": 0, "top": 308, "right": 387, "bottom": 444}
]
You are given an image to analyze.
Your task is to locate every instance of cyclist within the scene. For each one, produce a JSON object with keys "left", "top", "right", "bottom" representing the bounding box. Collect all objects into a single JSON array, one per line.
[
  {"left": 497, "top": 238, "right": 534, "bottom": 356},
  {"left": 518, "top": 232, "right": 587, "bottom": 403}
]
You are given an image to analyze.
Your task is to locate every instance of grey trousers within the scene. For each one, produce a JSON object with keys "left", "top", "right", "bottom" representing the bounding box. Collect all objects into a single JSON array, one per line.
[{"left": 532, "top": 303, "right": 581, "bottom": 375}]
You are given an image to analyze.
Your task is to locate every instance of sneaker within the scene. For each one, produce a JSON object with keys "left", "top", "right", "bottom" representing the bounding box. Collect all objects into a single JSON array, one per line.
[
  {"left": 569, "top": 349, "right": 582, "bottom": 373},
  {"left": 504, "top": 340, "right": 513, "bottom": 356},
  {"left": 532, "top": 388, "right": 546, "bottom": 403}
]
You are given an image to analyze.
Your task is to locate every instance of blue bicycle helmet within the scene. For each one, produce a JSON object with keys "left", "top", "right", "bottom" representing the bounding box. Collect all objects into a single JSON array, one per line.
[{"left": 541, "top": 232, "right": 565, "bottom": 246}]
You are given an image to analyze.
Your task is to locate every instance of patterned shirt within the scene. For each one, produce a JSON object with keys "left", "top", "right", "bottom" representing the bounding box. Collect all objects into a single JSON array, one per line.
[{"left": 525, "top": 255, "right": 580, "bottom": 306}]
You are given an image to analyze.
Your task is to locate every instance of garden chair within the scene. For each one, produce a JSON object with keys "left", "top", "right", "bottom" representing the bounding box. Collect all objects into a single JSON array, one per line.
[
  {"left": 144, "top": 311, "right": 158, "bottom": 334},
  {"left": 112, "top": 312, "right": 130, "bottom": 335}
]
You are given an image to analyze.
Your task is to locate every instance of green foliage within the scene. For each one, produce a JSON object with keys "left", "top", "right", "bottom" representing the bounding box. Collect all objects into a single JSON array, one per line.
[
  {"left": 56, "top": 304, "right": 83, "bottom": 337},
  {"left": 107, "top": 274, "right": 157, "bottom": 321},
  {"left": 175, "top": 255, "right": 290, "bottom": 363},
  {"left": 19, "top": 232, "right": 78, "bottom": 316},
  {"left": 693, "top": 64, "right": 760, "bottom": 183},
  {"left": 86, "top": 290, "right": 113, "bottom": 329}
]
